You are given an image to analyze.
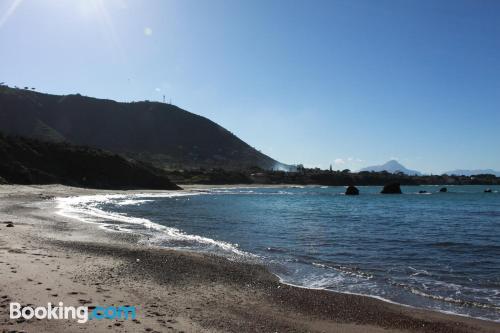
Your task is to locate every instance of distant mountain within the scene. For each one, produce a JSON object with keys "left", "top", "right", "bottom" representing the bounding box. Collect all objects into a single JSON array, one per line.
[
  {"left": 0, "top": 86, "right": 288, "bottom": 171},
  {"left": 443, "top": 169, "right": 500, "bottom": 177},
  {"left": 358, "top": 160, "right": 422, "bottom": 176},
  {"left": 0, "top": 133, "right": 180, "bottom": 189}
]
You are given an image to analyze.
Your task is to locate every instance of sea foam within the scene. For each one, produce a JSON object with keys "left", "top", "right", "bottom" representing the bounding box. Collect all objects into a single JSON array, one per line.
[{"left": 56, "top": 192, "right": 253, "bottom": 258}]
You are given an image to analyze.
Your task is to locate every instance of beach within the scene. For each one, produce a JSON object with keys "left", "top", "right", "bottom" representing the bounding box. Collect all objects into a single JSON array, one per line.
[{"left": 0, "top": 185, "right": 499, "bottom": 333}]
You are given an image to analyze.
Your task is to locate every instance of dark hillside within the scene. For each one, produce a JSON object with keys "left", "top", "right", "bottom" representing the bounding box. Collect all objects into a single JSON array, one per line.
[
  {"left": 0, "top": 86, "right": 286, "bottom": 170},
  {"left": 0, "top": 133, "right": 180, "bottom": 190}
]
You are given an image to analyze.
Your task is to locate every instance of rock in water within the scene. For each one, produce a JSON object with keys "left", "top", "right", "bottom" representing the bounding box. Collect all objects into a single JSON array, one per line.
[
  {"left": 439, "top": 187, "right": 448, "bottom": 193},
  {"left": 381, "top": 183, "right": 402, "bottom": 194},
  {"left": 345, "top": 186, "right": 359, "bottom": 195},
  {"left": 484, "top": 188, "right": 492, "bottom": 193},
  {"left": 419, "top": 190, "right": 428, "bottom": 194},
  {"left": 5, "top": 222, "right": 14, "bottom": 227}
]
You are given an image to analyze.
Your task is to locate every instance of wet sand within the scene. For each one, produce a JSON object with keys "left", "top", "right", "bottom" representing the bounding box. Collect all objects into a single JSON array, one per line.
[{"left": 0, "top": 184, "right": 499, "bottom": 333}]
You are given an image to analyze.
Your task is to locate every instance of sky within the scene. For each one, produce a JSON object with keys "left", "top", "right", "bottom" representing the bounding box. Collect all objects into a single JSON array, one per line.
[{"left": 0, "top": 0, "right": 499, "bottom": 174}]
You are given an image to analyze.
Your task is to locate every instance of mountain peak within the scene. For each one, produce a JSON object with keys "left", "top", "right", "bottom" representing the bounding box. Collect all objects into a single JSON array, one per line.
[
  {"left": 359, "top": 160, "right": 421, "bottom": 176},
  {"left": 384, "top": 160, "right": 404, "bottom": 167}
]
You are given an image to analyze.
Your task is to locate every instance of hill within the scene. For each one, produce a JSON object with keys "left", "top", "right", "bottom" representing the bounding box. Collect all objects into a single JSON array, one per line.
[
  {"left": 0, "top": 133, "right": 180, "bottom": 190},
  {"left": 358, "top": 160, "right": 422, "bottom": 176},
  {"left": 0, "top": 86, "right": 286, "bottom": 170}
]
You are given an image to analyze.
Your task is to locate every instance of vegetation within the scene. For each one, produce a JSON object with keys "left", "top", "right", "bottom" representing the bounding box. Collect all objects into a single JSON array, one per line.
[
  {"left": 0, "top": 85, "right": 283, "bottom": 170},
  {"left": 166, "top": 167, "right": 500, "bottom": 186},
  {"left": 0, "top": 134, "right": 180, "bottom": 190},
  {"left": 1, "top": 85, "right": 498, "bottom": 187}
]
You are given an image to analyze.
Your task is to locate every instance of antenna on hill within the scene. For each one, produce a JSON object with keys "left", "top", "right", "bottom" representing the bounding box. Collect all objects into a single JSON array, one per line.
[{"left": 163, "top": 94, "right": 166, "bottom": 103}]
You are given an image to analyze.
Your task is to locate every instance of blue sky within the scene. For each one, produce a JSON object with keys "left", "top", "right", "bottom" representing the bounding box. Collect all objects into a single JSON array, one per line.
[{"left": 1, "top": 0, "right": 499, "bottom": 173}]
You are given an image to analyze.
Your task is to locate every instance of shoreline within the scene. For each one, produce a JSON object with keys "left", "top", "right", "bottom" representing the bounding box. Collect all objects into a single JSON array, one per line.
[
  {"left": 0, "top": 184, "right": 499, "bottom": 332},
  {"left": 276, "top": 278, "right": 500, "bottom": 325}
]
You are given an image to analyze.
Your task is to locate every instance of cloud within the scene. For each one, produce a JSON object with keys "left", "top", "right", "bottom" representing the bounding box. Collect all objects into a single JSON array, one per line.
[
  {"left": 144, "top": 27, "right": 153, "bottom": 36},
  {"left": 155, "top": 87, "right": 161, "bottom": 92},
  {"left": 334, "top": 157, "right": 364, "bottom": 166}
]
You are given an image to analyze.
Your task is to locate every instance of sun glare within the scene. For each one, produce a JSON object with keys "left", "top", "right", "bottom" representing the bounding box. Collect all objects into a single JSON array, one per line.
[
  {"left": 144, "top": 27, "right": 153, "bottom": 36},
  {"left": 0, "top": 0, "right": 23, "bottom": 28},
  {"left": 77, "top": 0, "right": 109, "bottom": 19}
]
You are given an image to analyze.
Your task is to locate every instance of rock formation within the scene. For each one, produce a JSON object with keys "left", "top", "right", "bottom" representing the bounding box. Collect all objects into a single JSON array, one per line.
[
  {"left": 381, "top": 183, "right": 402, "bottom": 194},
  {"left": 345, "top": 186, "right": 360, "bottom": 195}
]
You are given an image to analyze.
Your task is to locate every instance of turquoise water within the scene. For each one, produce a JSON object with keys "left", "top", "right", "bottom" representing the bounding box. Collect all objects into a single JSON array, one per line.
[{"left": 62, "top": 185, "right": 500, "bottom": 321}]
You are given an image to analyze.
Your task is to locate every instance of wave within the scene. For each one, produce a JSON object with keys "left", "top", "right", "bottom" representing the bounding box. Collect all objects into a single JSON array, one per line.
[
  {"left": 114, "top": 199, "right": 154, "bottom": 206},
  {"left": 430, "top": 241, "right": 500, "bottom": 253},
  {"left": 431, "top": 241, "right": 470, "bottom": 248},
  {"left": 266, "top": 246, "right": 288, "bottom": 253},
  {"left": 54, "top": 188, "right": 500, "bottom": 323},
  {"left": 312, "top": 262, "right": 373, "bottom": 280},
  {"left": 408, "top": 286, "right": 500, "bottom": 311},
  {"left": 205, "top": 188, "right": 295, "bottom": 195},
  {"left": 56, "top": 192, "right": 254, "bottom": 258},
  {"left": 408, "top": 266, "right": 431, "bottom": 277},
  {"left": 279, "top": 273, "right": 500, "bottom": 323}
]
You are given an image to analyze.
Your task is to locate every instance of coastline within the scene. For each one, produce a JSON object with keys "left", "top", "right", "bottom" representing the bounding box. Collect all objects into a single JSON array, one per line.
[{"left": 0, "top": 185, "right": 499, "bottom": 332}]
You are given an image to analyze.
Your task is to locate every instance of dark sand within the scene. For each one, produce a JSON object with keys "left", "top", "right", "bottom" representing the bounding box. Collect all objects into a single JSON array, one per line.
[{"left": 0, "top": 184, "right": 499, "bottom": 333}]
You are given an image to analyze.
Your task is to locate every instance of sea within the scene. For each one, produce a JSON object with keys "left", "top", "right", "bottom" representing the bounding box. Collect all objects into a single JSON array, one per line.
[{"left": 57, "top": 185, "right": 500, "bottom": 321}]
